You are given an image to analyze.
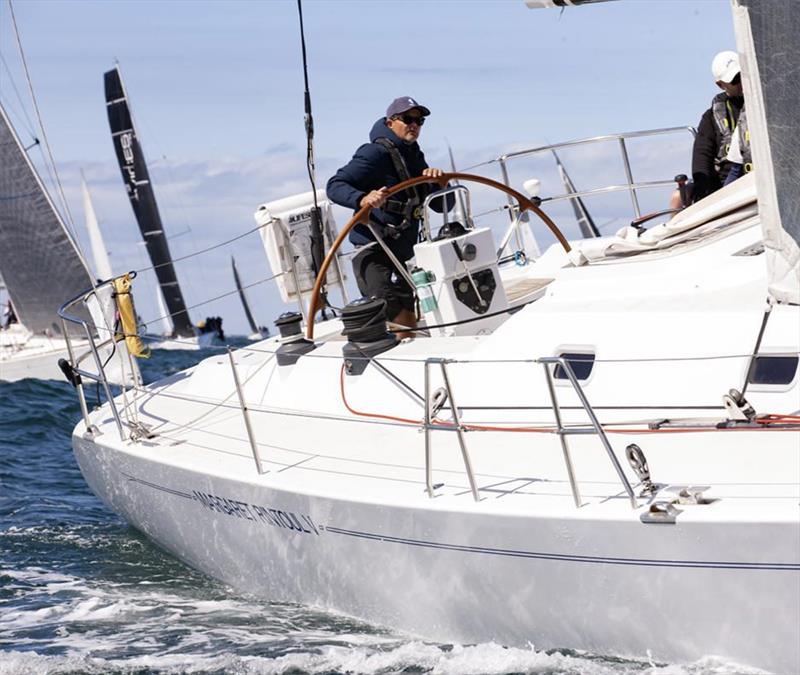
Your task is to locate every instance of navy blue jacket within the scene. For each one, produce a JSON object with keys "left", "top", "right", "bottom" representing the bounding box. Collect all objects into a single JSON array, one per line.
[{"left": 326, "top": 118, "right": 447, "bottom": 261}]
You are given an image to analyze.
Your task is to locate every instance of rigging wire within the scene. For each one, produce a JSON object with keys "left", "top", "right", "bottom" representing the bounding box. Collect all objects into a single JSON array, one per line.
[
  {"left": 138, "top": 270, "right": 284, "bottom": 334},
  {"left": 7, "top": 0, "right": 87, "bottom": 265},
  {"left": 0, "top": 51, "right": 37, "bottom": 138},
  {"left": 296, "top": 0, "right": 329, "bottom": 315},
  {"left": 132, "top": 221, "right": 267, "bottom": 275}
]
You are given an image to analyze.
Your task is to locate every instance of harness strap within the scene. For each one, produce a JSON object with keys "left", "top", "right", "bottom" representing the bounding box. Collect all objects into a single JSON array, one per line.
[{"left": 373, "top": 137, "right": 422, "bottom": 214}]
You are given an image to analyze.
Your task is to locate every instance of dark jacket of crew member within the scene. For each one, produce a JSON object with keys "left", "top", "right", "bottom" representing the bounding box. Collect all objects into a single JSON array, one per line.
[
  {"left": 326, "top": 117, "right": 449, "bottom": 262},
  {"left": 691, "top": 93, "right": 744, "bottom": 200},
  {"left": 690, "top": 50, "right": 745, "bottom": 202}
]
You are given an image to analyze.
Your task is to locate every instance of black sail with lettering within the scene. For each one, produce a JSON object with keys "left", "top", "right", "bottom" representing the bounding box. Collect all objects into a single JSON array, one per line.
[{"left": 103, "top": 66, "right": 194, "bottom": 338}]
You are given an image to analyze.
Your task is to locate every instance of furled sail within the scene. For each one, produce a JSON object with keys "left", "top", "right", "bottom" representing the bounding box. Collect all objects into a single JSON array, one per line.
[
  {"left": 733, "top": 0, "right": 800, "bottom": 305},
  {"left": 231, "top": 256, "right": 260, "bottom": 337},
  {"left": 81, "top": 173, "right": 113, "bottom": 281},
  {"left": 0, "top": 103, "right": 93, "bottom": 335},
  {"left": 103, "top": 65, "right": 195, "bottom": 337}
]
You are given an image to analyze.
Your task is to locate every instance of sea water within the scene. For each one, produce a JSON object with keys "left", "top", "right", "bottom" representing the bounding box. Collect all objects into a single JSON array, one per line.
[{"left": 0, "top": 345, "right": 765, "bottom": 675}]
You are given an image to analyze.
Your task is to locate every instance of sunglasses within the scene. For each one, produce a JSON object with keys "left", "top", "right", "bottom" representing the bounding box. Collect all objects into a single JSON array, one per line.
[{"left": 395, "top": 114, "right": 425, "bottom": 126}]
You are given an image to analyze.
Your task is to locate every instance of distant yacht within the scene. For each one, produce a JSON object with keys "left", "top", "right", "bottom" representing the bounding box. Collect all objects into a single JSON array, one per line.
[
  {"left": 103, "top": 65, "right": 223, "bottom": 350},
  {"left": 232, "top": 256, "right": 269, "bottom": 341}
]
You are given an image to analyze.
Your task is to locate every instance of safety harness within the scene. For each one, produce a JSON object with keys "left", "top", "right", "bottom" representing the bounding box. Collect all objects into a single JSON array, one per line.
[{"left": 373, "top": 137, "right": 423, "bottom": 235}]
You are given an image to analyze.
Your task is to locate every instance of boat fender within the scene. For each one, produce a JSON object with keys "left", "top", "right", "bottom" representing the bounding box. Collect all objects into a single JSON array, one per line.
[
  {"left": 341, "top": 297, "right": 398, "bottom": 376},
  {"left": 112, "top": 274, "right": 150, "bottom": 359},
  {"left": 274, "top": 312, "right": 316, "bottom": 366}
]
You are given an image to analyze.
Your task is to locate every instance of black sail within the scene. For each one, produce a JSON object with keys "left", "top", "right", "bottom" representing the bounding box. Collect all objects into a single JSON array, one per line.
[
  {"left": 231, "top": 256, "right": 259, "bottom": 336},
  {"left": 103, "top": 66, "right": 194, "bottom": 338}
]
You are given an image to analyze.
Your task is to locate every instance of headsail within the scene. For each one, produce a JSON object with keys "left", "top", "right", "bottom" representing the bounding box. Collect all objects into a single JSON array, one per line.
[
  {"left": 552, "top": 149, "right": 600, "bottom": 238},
  {"left": 154, "top": 287, "right": 174, "bottom": 337},
  {"left": 0, "top": 103, "right": 93, "bottom": 335},
  {"left": 231, "top": 256, "right": 260, "bottom": 337},
  {"left": 81, "top": 173, "right": 113, "bottom": 281},
  {"left": 103, "top": 65, "right": 195, "bottom": 337},
  {"left": 732, "top": 0, "right": 800, "bottom": 305}
]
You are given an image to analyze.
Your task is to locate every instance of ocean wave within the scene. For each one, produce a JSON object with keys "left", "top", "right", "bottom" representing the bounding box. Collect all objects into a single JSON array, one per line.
[{"left": 0, "top": 644, "right": 766, "bottom": 675}]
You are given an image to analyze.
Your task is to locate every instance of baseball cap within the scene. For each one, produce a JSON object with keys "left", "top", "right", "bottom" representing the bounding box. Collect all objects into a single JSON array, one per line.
[
  {"left": 711, "top": 51, "right": 740, "bottom": 84},
  {"left": 386, "top": 96, "right": 431, "bottom": 118}
]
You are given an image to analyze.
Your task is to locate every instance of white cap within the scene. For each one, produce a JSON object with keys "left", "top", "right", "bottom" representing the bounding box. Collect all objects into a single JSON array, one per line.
[{"left": 712, "top": 51, "right": 740, "bottom": 84}]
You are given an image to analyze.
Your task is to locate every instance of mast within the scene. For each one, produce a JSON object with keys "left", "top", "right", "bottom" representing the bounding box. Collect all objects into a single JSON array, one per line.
[
  {"left": 103, "top": 65, "right": 195, "bottom": 338},
  {"left": 231, "top": 256, "right": 259, "bottom": 336}
]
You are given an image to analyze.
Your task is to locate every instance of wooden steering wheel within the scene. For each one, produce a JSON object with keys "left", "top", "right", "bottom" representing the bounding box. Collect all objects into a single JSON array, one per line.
[{"left": 306, "top": 171, "right": 570, "bottom": 339}]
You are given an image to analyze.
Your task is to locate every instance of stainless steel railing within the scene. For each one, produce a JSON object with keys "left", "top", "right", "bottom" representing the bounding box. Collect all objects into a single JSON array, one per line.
[
  {"left": 58, "top": 274, "right": 143, "bottom": 441},
  {"left": 421, "top": 356, "right": 637, "bottom": 508},
  {"left": 465, "top": 126, "right": 696, "bottom": 228}
]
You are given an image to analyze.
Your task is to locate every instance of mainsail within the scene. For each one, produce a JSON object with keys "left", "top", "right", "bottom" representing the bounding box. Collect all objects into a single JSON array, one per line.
[
  {"left": 81, "top": 173, "right": 113, "bottom": 281},
  {"left": 103, "top": 65, "right": 195, "bottom": 337},
  {"left": 0, "top": 103, "right": 93, "bottom": 335},
  {"left": 231, "top": 256, "right": 260, "bottom": 337},
  {"left": 733, "top": 0, "right": 800, "bottom": 305}
]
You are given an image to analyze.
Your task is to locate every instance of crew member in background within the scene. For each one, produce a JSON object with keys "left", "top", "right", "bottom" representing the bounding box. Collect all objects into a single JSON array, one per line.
[
  {"left": 723, "top": 107, "right": 751, "bottom": 185},
  {"left": 326, "top": 96, "right": 450, "bottom": 338},
  {"left": 671, "top": 50, "right": 744, "bottom": 208}
]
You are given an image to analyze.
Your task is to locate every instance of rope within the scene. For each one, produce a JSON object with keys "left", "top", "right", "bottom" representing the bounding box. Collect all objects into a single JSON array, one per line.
[{"left": 338, "top": 364, "right": 800, "bottom": 435}]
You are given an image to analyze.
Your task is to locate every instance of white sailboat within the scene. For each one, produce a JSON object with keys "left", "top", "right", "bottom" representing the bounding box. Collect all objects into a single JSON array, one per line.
[
  {"left": 0, "top": 104, "right": 98, "bottom": 383},
  {"left": 60, "top": 1, "right": 799, "bottom": 672},
  {"left": 147, "top": 286, "right": 211, "bottom": 351}
]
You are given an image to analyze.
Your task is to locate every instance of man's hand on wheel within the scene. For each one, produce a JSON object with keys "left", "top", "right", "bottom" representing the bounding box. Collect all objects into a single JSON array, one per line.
[{"left": 360, "top": 188, "right": 389, "bottom": 209}]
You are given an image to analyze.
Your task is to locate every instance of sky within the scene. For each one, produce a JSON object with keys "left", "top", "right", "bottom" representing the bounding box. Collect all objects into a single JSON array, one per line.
[{"left": 0, "top": 0, "right": 736, "bottom": 336}]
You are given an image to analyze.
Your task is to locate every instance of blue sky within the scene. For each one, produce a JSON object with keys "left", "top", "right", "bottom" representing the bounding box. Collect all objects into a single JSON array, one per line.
[{"left": 0, "top": 0, "right": 735, "bottom": 335}]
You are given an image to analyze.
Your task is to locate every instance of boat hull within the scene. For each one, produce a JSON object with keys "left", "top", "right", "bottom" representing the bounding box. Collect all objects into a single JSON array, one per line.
[
  {"left": 1, "top": 335, "right": 74, "bottom": 382},
  {"left": 73, "top": 432, "right": 799, "bottom": 674}
]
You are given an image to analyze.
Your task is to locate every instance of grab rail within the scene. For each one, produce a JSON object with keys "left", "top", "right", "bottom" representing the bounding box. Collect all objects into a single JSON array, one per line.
[
  {"left": 58, "top": 274, "right": 142, "bottom": 441},
  {"left": 465, "top": 126, "right": 697, "bottom": 224},
  {"left": 422, "top": 355, "right": 637, "bottom": 507}
]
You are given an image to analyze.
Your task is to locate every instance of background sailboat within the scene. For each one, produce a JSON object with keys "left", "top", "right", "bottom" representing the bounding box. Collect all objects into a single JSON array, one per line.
[
  {"left": 0, "top": 102, "right": 94, "bottom": 382},
  {"left": 103, "top": 65, "right": 223, "bottom": 349},
  {"left": 231, "top": 256, "right": 269, "bottom": 340},
  {"left": 81, "top": 172, "right": 113, "bottom": 282}
]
